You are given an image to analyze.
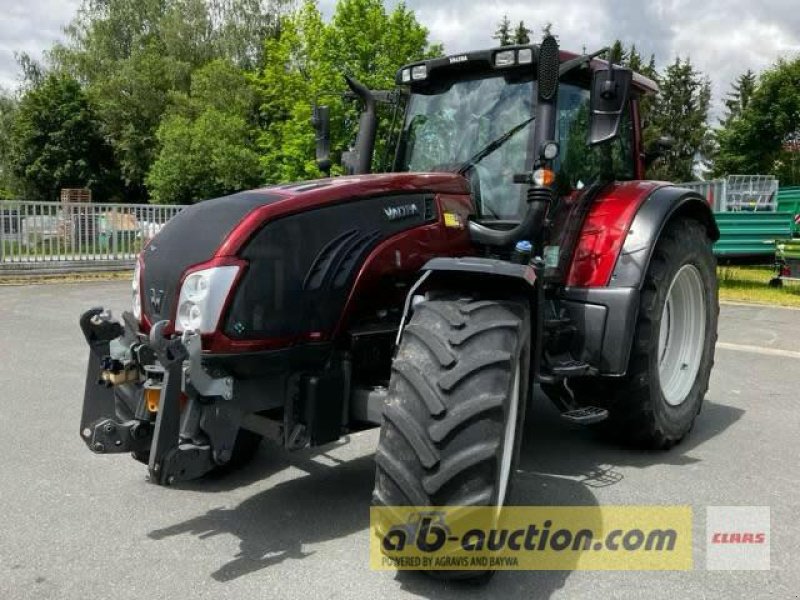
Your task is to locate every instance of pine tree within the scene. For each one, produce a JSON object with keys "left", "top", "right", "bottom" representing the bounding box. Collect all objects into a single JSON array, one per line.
[
  {"left": 493, "top": 15, "right": 512, "bottom": 46},
  {"left": 720, "top": 69, "right": 757, "bottom": 126},
  {"left": 648, "top": 57, "right": 712, "bottom": 181},
  {"left": 513, "top": 21, "right": 531, "bottom": 45}
]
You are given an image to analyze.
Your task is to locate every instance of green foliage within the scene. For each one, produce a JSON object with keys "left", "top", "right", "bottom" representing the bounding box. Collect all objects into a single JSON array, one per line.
[
  {"left": 720, "top": 69, "right": 756, "bottom": 126},
  {"left": 494, "top": 16, "right": 512, "bottom": 46},
  {"left": 713, "top": 60, "right": 800, "bottom": 184},
  {"left": 0, "top": 92, "right": 18, "bottom": 199},
  {"left": 48, "top": 0, "right": 286, "bottom": 200},
  {"left": 8, "top": 74, "right": 116, "bottom": 202},
  {"left": 647, "top": 57, "right": 712, "bottom": 181},
  {"left": 513, "top": 21, "right": 531, "bottom": 45},
  {"left": 146, "top": 59, "right": 262, "bottom": 204},
  {"left": 255, "top": 0, "right": 440, "bottom": 183}
]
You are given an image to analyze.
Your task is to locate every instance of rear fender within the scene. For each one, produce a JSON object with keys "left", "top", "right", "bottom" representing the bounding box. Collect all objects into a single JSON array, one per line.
[
  {"left": 562, "top": 184, "right": 719, "bottom": 376},
  {"left": 608, "top": 186, "right": 719, "bottom": 288}
]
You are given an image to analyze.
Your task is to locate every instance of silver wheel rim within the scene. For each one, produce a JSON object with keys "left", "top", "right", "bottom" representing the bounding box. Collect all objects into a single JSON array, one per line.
[
  {"left": 658, "top": 264, "right": 706, "bottom": 406},
  {"left": 497, "top": 365, "right": 520, "bottom": 506}
]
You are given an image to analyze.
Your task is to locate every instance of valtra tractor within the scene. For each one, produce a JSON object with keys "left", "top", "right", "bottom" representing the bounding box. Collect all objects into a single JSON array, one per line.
[{"left": 79, "top": 36, "right": 719, "bottom": 577}]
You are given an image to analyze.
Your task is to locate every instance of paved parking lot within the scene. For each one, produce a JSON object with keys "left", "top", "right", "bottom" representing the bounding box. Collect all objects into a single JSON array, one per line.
[{"left": 1, "top": 281, "right": 798, "bottom": 599}]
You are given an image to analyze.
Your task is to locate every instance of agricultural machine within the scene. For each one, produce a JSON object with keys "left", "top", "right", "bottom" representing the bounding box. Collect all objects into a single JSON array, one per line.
[{"left": 78, "top": 36, "right": 719, "bottom": 579}]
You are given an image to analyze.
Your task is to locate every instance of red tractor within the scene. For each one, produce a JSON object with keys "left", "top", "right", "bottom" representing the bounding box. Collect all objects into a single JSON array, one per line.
[{"left": 79, "top": 36, "right": 718, "bottom": 578}]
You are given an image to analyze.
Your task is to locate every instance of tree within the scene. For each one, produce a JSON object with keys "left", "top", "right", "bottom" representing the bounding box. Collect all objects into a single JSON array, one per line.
[
  {"left": 9, "top": 74, "right": 116, "bottom": 202},
  {"left": 720, "top": 69, "right": 756, "bottom": 126},
  {"left": 0, "top": 92, "right": 18, "bottom": 199},
  {"left": 647, "top": 57, "right": 712, "bottom": 181},
  {"left": 48, "top": 0, "right": 287, "bottom": 200},
  {"left": 713, "top": 59, "right": 800, "bottom": 184},
  {"left": 513, "top": 21, "right": 531, "bottom": 45},
  {"left": 254, "top": 0, "right": 441, "bottom": 183},
  {"left": 493, "top": 15, "right": 512, "bottom": 46},
  {"left": 146, "top": 59, "right": 262, "bottom": 204}
]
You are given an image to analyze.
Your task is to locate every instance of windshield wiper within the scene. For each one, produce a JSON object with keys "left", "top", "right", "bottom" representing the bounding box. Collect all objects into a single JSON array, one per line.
[{"left": 456, "top": 115, "right": 535, "bottom": 175}]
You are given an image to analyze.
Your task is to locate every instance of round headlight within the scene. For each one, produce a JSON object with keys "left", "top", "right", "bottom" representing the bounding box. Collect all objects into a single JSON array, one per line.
[
  {"left": 178, "top": 301, "right": 204, "bottom": 331},
  {"left": 183, "top": 273, "right": 210, "bottom": 302}
]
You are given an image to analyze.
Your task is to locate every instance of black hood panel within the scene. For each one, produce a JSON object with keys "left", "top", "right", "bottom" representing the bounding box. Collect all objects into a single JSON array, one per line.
[
  {"left": 141, "top": 190, "right": 284, "bottom": 323},
  {"left": 224, "top": 194, "right": 435, "bottom": 340}
]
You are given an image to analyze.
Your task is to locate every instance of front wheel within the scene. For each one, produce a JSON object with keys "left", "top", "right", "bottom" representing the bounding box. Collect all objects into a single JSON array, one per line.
[{"left": 372, "top": 297, "right": 531, "bottom": 580}]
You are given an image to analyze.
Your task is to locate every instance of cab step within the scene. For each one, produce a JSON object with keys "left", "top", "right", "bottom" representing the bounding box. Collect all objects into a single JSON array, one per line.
[
  {"left": 560, "top": 406, "right": 609, "bottom": 425},
  {"left": 549, "top": 359, "right": 596, "bottom": 378}
]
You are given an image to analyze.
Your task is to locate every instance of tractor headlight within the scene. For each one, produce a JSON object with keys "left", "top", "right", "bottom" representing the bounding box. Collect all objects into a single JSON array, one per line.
[
  {"left": 518, "top": 48, "right": 533, "bottom": 64},
  {"left": 175, "top": 266, "right": 240, "bottom": 333},
  {"left": 412, "top": 65, "right": 427, "bottom": 80},
  {"left": 401, "top": 68, "right": 412, "bottom": 83},
  {"left": 495, "top": 50, "right": 516, "bottom": 67},
  {"left": 132, "top": 258, "right": 142, "bottom": 321}
]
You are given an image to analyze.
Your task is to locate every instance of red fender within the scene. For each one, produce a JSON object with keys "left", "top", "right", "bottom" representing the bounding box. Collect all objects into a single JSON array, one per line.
[{"left": 565, "top": 181, "right": 666, "bottom": 288}]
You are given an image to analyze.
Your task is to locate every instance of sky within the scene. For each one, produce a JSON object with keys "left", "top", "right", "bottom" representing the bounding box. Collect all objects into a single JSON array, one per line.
[{"left": 2, "top": 0, "right": 800, "bottom": 120}]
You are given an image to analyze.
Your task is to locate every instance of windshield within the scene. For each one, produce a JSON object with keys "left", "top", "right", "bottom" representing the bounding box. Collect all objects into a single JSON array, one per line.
[
  {"left": 396, "top": 77, "right": 636, "bottom": 220},
  {"left": 397, "top": 75, "right": 534, "bottom": 219}
]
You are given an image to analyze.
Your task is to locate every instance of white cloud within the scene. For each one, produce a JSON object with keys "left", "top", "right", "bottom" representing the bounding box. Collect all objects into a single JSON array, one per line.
[
  {"left": 2, "top": 0, "right": 800, "bottom": 121},
  {"left": 0, "top": 0, "right": 80, "bottom": 91}
]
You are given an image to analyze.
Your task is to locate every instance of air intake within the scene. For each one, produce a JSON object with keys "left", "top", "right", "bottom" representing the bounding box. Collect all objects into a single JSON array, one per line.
[{"left": 537, "top": 35, "right": 559, "bottom": 101}]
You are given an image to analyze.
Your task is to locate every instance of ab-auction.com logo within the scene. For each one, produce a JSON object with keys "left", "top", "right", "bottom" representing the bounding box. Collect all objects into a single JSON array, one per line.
[{"left": 370, "top": 506, "right": 694, "bottom": 571}]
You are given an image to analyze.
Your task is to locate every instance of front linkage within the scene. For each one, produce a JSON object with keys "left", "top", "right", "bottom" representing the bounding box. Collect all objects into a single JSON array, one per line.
[{"left": 79, "top": 309, "right": 243, "bottom": 486}]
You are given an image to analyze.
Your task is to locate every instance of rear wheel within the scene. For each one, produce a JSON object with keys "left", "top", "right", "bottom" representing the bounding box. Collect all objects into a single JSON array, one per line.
[
  {"left": 372, "top": 296, "right": 531, "bottom": 580},
  {"left": 583, "top": 218, "right": 718, "bottom": 448}
]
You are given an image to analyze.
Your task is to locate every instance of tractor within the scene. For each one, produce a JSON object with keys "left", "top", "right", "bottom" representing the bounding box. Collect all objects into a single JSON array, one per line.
[{"left": 78, "top": 36, "right": 719, "bottom": 579}]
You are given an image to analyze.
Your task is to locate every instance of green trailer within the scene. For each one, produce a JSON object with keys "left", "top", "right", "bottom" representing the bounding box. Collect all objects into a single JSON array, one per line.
[
  {"left": 771, "top": 238, "right": 800, "bottom": 287},
  {"left": 679, "top": 176, "right": 795, "bottom": 258},
  {"left": 776, "top": 186, "right": 800, "bottom": 233}
]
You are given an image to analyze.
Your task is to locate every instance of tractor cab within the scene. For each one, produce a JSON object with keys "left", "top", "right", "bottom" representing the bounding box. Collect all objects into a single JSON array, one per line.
[
  {"left": 394, "top": 46, "right": 647, "bottom": 222},
  {"left": 317, "top": 37, "right": 658, "bottom": 264}
]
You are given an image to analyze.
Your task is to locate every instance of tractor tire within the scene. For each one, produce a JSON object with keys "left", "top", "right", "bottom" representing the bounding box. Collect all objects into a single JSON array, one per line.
[
  {"left": 587, "top": 218, "right": 718, "bottom": 449},
  {"left": 372, "top": 297, "right": 531, "bottom": 581},
  {"left": 131, "top": 428, "right": 262, "bottom": 476}
]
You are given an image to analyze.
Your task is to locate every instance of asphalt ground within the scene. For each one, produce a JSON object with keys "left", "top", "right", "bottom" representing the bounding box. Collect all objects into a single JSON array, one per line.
[{"left": 0, "top": 281, "right": 798, "bottom": 599}]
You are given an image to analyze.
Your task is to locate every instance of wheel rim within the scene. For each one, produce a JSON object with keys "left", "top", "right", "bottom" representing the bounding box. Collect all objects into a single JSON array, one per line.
[
  {"left": 658, "top": 264, "right": 706, "bottom": 406},
  {"left": 497, "top": 365, "right": 520, "bottom": 506}
]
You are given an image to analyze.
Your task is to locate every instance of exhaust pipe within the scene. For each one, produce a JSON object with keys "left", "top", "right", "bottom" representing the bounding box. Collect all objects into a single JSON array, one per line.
[{"left": 341, "top": 75, "right": 377, "bottom": 175}]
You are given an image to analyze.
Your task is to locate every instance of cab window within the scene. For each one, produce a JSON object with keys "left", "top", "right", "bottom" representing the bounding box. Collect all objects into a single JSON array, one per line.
[{"left": 556, "top": 85, "right": 635, "bottom": 192}]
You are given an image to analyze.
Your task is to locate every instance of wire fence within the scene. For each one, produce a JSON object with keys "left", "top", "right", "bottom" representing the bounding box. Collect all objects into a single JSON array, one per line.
[
  {"left": 0, "top": 201, "right": 183, "bottom": 271},
  {"left": 679, "top": 175, "right": 779, "bottom": 212}
]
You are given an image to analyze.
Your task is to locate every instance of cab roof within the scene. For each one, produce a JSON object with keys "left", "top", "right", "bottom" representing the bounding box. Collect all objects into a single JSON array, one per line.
[{"left": 397, "top": 45, "right": 659, "bottom": 95}]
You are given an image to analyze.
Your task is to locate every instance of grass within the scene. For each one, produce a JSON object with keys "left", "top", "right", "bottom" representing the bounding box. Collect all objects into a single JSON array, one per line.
[{"left": 718, "top": 264, "right": 800, "bottom": 308}]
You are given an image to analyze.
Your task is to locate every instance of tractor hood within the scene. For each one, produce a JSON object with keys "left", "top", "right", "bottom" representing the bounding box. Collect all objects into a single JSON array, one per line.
[{"left": 139, "top": 172, "right": 470, "bottom": 329}]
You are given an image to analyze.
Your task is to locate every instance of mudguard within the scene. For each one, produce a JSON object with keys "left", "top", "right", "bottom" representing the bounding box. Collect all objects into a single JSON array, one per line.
[
  {"left": 561, "top": 184, "right": 719, "bottom": 376},
  {"left": 609, "top": 186, "right": 719, "bottom": 288}
]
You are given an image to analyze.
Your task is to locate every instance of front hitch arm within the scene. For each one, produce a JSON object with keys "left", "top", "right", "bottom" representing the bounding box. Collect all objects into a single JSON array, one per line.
[
  {"left": 79, "top": 308, "right": 124, "bottom": 440},
  {"left": 147, "top": 321, "right": 216, "bottom": 485}
]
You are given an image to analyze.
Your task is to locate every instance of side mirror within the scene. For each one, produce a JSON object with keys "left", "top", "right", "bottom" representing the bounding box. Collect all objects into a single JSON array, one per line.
[
  {"left": 311, "top": 104, "right": 332, "bottom": 176},
  {"left": 644, "top": 135, "right": 675, "bottom": 167},
  {"left": 588, "top": 67, "right": 633, "bottom": 145}
]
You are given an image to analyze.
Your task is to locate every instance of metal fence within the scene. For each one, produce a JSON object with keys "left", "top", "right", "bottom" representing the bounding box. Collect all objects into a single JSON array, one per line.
[
  {"left": 680, "top": 175, "right": 779, "bottom": 212},
  {"left": 0, "top": 201, "right": 183, "bottom": 272}
]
